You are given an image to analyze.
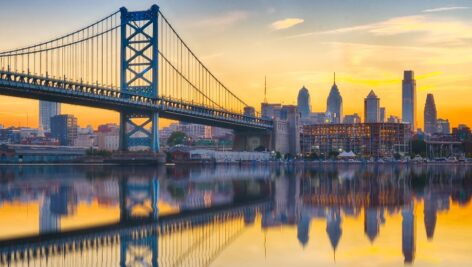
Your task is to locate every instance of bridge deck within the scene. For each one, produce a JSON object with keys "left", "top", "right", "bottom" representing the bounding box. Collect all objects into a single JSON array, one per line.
[{"left": 0, "top": 70, "right": 272, "bottom": 131}]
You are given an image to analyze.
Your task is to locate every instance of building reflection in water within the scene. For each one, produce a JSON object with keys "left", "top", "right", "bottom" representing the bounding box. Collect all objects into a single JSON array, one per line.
[{"left": 0, "top": 164, "right": 471, "bottom": 266}]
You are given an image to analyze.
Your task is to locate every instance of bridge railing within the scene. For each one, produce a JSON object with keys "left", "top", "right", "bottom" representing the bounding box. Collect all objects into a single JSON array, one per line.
[{"left": 0, "top": 69, "right": 273, "bottom": 128}]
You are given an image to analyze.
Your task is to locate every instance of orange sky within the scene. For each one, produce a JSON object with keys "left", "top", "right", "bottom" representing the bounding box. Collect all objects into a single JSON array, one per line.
[
  {"left": 0, "top": 1, "right": 471, "bottom": 130},
  {"left": 3, "top": 199, "right": 470, "bottom": 266}
]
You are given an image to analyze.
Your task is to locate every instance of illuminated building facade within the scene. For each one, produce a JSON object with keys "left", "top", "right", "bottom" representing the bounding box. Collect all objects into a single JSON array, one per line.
[{"left": 301, "top": 123, "right": 411, "bottom": 157}]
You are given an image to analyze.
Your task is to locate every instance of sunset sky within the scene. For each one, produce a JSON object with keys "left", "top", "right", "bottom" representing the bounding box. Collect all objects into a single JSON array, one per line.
[{"left": 0, "top": 0, "right": 471, "bottom": 129}]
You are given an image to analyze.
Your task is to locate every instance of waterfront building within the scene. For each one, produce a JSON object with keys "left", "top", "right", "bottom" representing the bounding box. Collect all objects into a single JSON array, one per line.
[
  {"left": 436, "top": 118, "right": 450, "bottom": 134},
  {"left": 179, "top": 122, "right": 212, "bottom": 140},
  {"left": 50, "top": 115, "right": 78, "bottom": 146},
  {"left": 424, "top": 94, "right": 437, "bottom": 136},
  {"left": 96, "top": 123, "right": 119, "bottom": 151},
  {"left": 452, "top": 124, "right": 471, "bottom": 141},
  {"left": 39, "top": 101, "right": 61, "bottom": 132},
  {"left": 159, "top": 122, "right": 213, "bottom": 147},
  {"left": 74, "top": 125, "right": 96, "bottom": 148},
  {"left": 343, "top": 113, "right": 361, "bottom": 124},
  {"left": 261, "top": 103, "right": 282, "bottom": 120},
  {"left": 402, "top": 71, "right": 417, "bottom": 130},
  {"left": 280, "top": 105, "right": 301, "bottom": 156},
  {"left": 326, "top": 73, "right": 343, "bottom": 123},
  {"left": 301, "top": 122, "right": 411, "bottom": 157},
  {"left": 0, "top": 128, "right": 21, "bottom": 144},
  {"left": 77, "top": 125, "right": 94, "bottom": 135},
  {"left": 297, "top": 86, "right": 311, "bottom": 119},
  {"left": 380, "top": 107, "right": 386, "bottom": 123},
  {"left": 259, "top": 102, "right": 301, "bottom": 155},
  {"left": 387, "top": 115, "right": 401, "bottom": 123},
  {"left": 74, "top": 133, "right": 96, "bottom": 148},
  {"left": 364, "top": 90, "right": 380, "bottom": 123},
  {"left": 0, "top": 144, "right": 86, "bottom": 163},
  {"left": 0, "top": 127, "right": 58, "bottom": 145},
  {"left": 301, "top": 112, "right": 329, "bottom": 125},
  {"left": 272, "top": 119, "right": 290, "bottom": 153}
]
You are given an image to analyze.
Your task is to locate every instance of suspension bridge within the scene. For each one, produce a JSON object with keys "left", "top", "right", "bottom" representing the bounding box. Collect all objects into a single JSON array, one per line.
[{"left": 0, "top": 5, "right": 273, "bottom": 152}]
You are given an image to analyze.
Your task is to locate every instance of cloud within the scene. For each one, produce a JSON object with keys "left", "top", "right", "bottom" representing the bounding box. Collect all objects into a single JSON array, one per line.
[
  {"left": 271, "top": 18, "right": 304, "bottom": 30},
  {"left": 196, "top": 11, "right": 249, "bottom": 27},
  {"left": 422, "top": 6, "right": 469, "bottom": 13},
  {"left": 285, "top": 15, "right": 472, "bottom": 47}
]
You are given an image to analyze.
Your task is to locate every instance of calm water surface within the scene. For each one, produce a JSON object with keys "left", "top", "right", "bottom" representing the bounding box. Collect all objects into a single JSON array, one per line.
[{"left": 0, "top": 164, "right": 471, "bottom": 267}]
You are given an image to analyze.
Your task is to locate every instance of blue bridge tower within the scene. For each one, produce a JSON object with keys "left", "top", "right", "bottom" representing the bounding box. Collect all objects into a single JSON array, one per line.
[{"left": 119, "top": 5, "right": 160, "bottom": 152}]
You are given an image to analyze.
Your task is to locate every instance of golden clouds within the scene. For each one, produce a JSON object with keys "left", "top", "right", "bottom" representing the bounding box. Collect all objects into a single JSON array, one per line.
[{"left": 271, "top": 18, "right": 304, "bottom": 30}]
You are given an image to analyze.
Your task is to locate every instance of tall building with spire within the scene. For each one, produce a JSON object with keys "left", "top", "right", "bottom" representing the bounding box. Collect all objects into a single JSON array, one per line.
[
  {"left": 364, "top": 90, "right": 380, "bottom": 123},
  {"left": 327, "top": 73, "right": 343, "bottom": 123},
  {"left": 402, "top": 70, "right": 417, "bottom": 130},
  {"left": 424, "top": 93, "right": 437, "bottom": 135},
  {"left": 297, "top": 86, "right": 311, "bottom": 119}
]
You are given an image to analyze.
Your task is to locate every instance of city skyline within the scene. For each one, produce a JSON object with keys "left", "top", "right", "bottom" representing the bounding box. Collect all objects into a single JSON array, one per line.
[{"left": 0, "top": 0, "right": 471, "bottom": 130}]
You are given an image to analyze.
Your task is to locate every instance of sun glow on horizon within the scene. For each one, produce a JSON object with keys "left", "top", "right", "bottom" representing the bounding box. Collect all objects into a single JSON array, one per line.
[{"left": 0, "top": 0, "right": 470, "bottom": 129}]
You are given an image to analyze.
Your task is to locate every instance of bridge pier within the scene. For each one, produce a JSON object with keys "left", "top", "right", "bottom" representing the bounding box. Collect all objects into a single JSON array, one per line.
[{"left": 119, "top": 112, "right": 159, "bottom": 153}]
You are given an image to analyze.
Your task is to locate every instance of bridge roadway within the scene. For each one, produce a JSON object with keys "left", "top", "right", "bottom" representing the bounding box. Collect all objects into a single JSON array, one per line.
[
  {"left": 0, "top": 200, "right": 270, "bottom": 267},
  {"left": 0, "top": 70, "right": 272, "bottom": 131}
]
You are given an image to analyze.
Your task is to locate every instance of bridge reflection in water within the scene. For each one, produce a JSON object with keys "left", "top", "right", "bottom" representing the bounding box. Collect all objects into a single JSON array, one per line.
[
  {"left": 0, "top": 164, "right": 472, "bottom": 266},
  {"left": 0, "top": 165, "right": 272, "bottom": 267}
]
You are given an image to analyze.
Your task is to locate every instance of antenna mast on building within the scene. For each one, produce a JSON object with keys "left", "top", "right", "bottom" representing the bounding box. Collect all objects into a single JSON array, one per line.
[{"left": 264, "top": 76, "right": 268, "bottom": 103}]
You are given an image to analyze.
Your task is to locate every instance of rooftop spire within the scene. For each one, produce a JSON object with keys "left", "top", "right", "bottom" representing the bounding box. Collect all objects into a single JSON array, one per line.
[
  {"left": 334, "top": 72, "right": 336, "bottom": 85},
  {"left": 264, "top": 76, "right": 267, "bottom": 103}
]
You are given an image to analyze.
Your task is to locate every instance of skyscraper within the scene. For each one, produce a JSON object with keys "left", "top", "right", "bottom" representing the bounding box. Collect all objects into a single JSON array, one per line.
[
  {"left": 424, "top": 93, "right": 437, "bottom": 135},
  {"left": 297, "top": 86, "right": 311, "bottom": 119},
  {"left": 51, "top": 114, "right": 78, "bottom": 146},
  {"left": 327, "top": 73, "right": 343, "bottom": 123},
  {"left": 380, "top": 107, "right": 386, "bottom": 122},
  {"left": 39, "top": 101, "right": 61, "bottom": 132},
  {"left": 364, "top": 90, "right": 380, "bottom": 123},
  {"left": 402, "top": 71, "right": 417, "bottom": 130}
]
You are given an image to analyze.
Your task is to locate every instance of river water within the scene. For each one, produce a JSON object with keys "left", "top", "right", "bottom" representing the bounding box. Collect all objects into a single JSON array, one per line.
[{"left": 0, "top": 164, "right": 471, "bottom": 267}]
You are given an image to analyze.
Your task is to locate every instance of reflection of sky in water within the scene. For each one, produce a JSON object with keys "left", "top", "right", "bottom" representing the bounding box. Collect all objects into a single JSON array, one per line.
[{"left": 0, "top": 164, "right": 471, "bottom": 266}]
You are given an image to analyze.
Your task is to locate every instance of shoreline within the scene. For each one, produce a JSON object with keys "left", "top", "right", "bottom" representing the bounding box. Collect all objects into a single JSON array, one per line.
[{"left": 1, "top": 159, "right": 470, "bottom": 166}]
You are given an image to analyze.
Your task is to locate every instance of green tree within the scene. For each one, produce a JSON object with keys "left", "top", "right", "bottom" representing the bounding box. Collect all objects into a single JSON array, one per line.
[
  {"left": 411, "top": 139, "right": 427, "bottom": 157},
  {"left": 328, "top": 151, "right": 340, "bottom": 159},
  {"left": 275, "top": 151, "right": 282, "bottom": 160},
  {"left": 167, "top": 131, "right": 188, "bottom": 147}
]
